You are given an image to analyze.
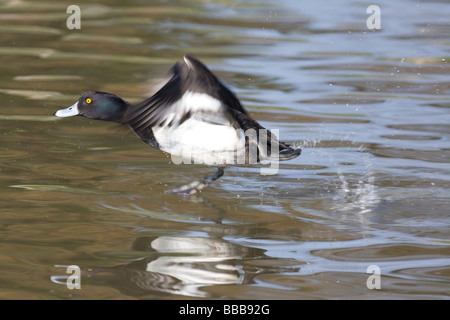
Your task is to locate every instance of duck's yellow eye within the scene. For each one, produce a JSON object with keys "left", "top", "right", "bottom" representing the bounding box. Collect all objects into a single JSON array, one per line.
[{"left": 86, "top": 98, "right": 92, "bottom": 104}]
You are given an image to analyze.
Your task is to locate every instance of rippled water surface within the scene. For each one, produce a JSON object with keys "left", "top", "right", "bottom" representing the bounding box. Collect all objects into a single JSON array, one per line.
[{"left": 0, "top": 0, "right": 449, "bottom": 299}]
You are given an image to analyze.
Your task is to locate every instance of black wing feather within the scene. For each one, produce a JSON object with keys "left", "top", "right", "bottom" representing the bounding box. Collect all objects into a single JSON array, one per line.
[{"left": 123, "top": 55, "right": 247, "bottom": 132}]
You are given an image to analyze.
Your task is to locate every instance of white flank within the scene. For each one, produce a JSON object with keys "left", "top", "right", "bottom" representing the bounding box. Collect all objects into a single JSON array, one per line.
[
  {"left": 154, "top": 118, "right": 245, "bottom": 165},
  {"left": 153, "top": 91, "right": 246, "bottom": 165}
]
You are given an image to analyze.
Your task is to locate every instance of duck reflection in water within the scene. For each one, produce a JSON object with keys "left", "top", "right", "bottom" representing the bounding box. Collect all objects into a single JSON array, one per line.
[{"left": 52, "top": 236, "right": 254, "bottom": 297}]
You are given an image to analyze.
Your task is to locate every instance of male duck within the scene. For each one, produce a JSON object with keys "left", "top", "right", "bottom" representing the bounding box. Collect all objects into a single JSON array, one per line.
[{"left": 54, "top": 55, "right": 301, "bottom": 195}]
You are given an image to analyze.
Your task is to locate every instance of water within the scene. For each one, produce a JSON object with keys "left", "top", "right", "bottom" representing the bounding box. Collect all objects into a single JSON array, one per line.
[{"left": 0, "top": 0, "right": 449, "bottom": 299}]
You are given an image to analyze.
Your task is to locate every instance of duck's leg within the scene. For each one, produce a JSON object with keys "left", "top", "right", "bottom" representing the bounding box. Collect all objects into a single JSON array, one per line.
[{"left": 167, "top": 167, "right": 225, "bottom": 195}]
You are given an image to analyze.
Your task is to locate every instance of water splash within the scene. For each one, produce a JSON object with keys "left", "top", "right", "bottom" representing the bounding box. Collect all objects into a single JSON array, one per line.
[
  {"left": 297, "top": 128, "right": 380, "bottom": 216},
  {"left": 332, "top": 152, "right": 380, "bottom": 215}
]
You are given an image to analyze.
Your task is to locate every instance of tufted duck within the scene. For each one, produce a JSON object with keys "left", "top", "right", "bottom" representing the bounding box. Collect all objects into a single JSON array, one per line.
[{"left": 54, "top": 55, "right": 301, "bottom": 195}]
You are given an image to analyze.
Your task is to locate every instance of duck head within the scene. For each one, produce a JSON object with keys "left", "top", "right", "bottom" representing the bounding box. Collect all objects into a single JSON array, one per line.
[{"left": 54, "top": 91, "right": 128, "bottom": 123}]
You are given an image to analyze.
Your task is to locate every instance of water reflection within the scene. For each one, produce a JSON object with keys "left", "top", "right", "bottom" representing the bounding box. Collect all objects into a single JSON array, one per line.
[
  {"left": 141, "top": 236, "right": 242, "bottom": 297},
  {"left": 51, "top": 236, "right": 249, "bottom": 298}
]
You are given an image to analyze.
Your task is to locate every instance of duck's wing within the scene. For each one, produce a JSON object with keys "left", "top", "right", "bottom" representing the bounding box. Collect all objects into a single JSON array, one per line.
[
  {"left": 122, "top": 55, "right": 301, "bottom": 162},
  {"left": 123, "top": 55, "right": 247, "bottom": 135},
  {"left": 181, "top": 55, "right": 248, "bottom": 115}
]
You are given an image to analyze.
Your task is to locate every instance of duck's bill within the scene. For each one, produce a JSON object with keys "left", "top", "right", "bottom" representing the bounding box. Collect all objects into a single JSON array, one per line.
[{"left": 54, "top": 102, "right": 79, "bottom": 117}]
